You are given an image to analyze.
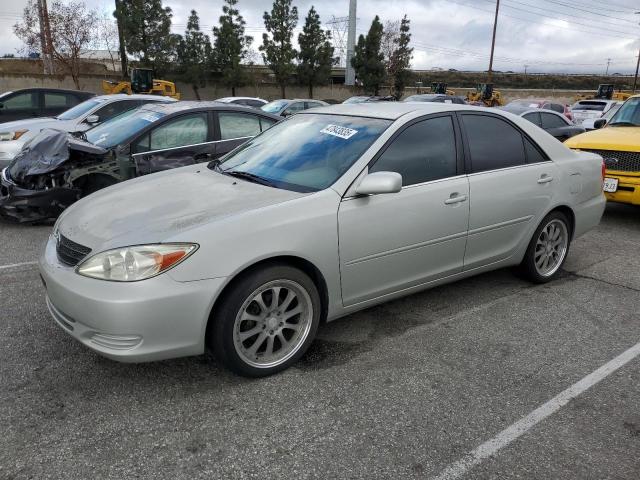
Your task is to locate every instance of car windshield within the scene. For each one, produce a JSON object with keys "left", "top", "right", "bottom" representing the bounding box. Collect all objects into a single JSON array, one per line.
[
  {"left": 404, "top": 95, "right": 438, "bottom": 102},
  {"left": 215, "top": 113, "right": 391, "bottom": 192},
  {"left": 572, "top": 101, "right": 607, "bottom": 111},
  {"left": 603, "top": 104, "right": 622, "bottom": 120},
  {"left": 85, "top": 108, "right": 166, "bottom": 148},
  {"left": 261, "top": 100, "right": 288, "bottom": 113},
  {"left": 608, "top": 97, "right": 640, "bottom": 126},
  {"left": 56, "top": 98, "right": 104, "bottom": 120}
]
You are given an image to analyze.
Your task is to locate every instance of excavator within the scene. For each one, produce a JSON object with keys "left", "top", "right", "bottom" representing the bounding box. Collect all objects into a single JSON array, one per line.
[
  {"left": 574, "top": 84, "right": 631, "bottom": 102},
  {"left": 102, "top": 68, "right": 180, "bottom": 100},
  {"left": 466, "top": 83, "right": 503, "bottom": 107},
  {"left": 431, "top": 82, "right": 456, "bottom": 96}
]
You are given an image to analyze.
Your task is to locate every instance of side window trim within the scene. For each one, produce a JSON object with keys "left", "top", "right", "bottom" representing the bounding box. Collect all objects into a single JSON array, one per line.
[{"left": 456, "top": 111, "right": 550, "bottom": 174}]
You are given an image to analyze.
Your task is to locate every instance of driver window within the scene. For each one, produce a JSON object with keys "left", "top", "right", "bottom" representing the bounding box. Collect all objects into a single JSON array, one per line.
[
  {"left": 284, "top": 102, "right": 305, "bottom": 115},
  {"left": 149, "top": 113, "right": 208, "bottom": 151}
]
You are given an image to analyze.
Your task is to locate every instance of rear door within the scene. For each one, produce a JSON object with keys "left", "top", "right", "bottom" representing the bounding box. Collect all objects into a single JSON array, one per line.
[
  {"left": 131, "top": 111, "right": 213, "bottom": 175},
  {"left": 459, "top": 112, "right": 558, "bottom": 270},
  {"left": 42, "top": 91, "right": 74, "bottom": 117},
  {"left": 0, "top": 91, "right": 40, "bottom": 121},
  {"left": 212, "top": 110, "right": 269, "bottom": 158}
]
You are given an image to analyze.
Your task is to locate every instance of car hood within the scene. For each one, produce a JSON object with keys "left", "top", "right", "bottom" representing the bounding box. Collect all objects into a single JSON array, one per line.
[
  {"left": 57, "top": 164, "right": 307, "bottom": 251},
  {"left": 564, "top": 126, "right": 640, "bottom": 152},
  {"left": 7, "top": 129, "right": 107, "bottom": 183}
]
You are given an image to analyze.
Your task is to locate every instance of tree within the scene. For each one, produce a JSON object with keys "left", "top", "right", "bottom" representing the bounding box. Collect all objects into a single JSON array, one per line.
[
  {"left": 212, "top": 0, "right": 252, "bottom": 96},
  {"left": 380, "top": 20, "right": 400, "bottom": 72},
  {"left": 387, "top": 15, "right": 413, "bottom": 99},
  {"left": 260, "top": 0, "right": 298, "bottom": 98},
  {"left": 96, "top": 11, "right": 121, "bottom": 72},
  {"left": 177, "top": 10, "right": 211, "bottom": 99},
  {"left": 115, "top": 0, "right": 176, "bottom": 73},
  {"left": 14, "top": 0, "right": 98, "bottom": 89},
  {"left": 350, "top": 16, "right": 385, "bottom": 95},
  {"left": 297, "top": 6, "right": 334, "bottom": 98}
]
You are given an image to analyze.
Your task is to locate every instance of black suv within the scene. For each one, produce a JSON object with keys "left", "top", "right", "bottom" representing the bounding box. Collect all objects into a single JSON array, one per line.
[{"left": 0, "top": 88, "right": 95, "bottom": 122}]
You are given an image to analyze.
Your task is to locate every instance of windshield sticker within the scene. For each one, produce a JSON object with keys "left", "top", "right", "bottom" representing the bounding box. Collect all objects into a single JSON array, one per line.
[
  {"left": 528, "top": 103, "right": 539, "bottom": 108},
  {"left": 320, "top": 124, "right": 358, "bottom": 140},
  {"left": 140, "top": 112, "right": 163, "bottom": 123}
]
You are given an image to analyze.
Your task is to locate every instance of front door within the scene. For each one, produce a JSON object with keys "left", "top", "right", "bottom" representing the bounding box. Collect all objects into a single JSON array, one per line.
[{"left": 338, "top": 114, "right": 470, "bottom": 306}]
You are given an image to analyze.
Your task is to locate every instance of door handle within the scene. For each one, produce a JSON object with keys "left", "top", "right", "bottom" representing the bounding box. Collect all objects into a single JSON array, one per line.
[
  {"left": 537, "top": 175, "right": 553, "bottom": 184},
  {"left": 444, "top": 193, "right": 468, "bottom": 205}
]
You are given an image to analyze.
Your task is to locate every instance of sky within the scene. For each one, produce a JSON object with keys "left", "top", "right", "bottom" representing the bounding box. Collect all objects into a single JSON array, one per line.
[{"left": 1, "top": 0, "right": 639, "bottom": 74}]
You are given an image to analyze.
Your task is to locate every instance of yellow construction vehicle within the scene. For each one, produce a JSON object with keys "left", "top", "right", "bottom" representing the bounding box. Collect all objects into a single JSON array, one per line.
[
  {"left": 102, "top": 68, "right": 180, "bottom": 100},
  {"left": 574, "top": 84, "right": 631, "bottom": 103},
  {"left": 466, "top": 83, "right": 503, "bottom": 107},
  {"left": 431, "top": 82, "right": 456, "bottom": 96}
]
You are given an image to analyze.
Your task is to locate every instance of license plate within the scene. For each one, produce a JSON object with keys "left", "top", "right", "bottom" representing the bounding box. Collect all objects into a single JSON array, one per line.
[{"left": 603, "top": 177, "right": 618, "bottom": 193}]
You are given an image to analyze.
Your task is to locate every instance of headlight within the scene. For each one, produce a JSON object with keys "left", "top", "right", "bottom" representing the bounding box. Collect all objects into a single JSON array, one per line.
[
  {"left": 76, "top": 243, "right": 198, "bottom": 282},
  {"left": 0, "top": 130, "right": 28, "bottom": 141}
]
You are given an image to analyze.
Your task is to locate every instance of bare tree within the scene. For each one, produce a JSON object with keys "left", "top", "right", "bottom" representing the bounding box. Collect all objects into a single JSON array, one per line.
[
  {"left": 95, "top": 12, "right": 120, "bottom": 72},
  {"left": 381, "top": 19, "right": 400, "bottom": 86},
  {"left": 14, "top": 0, "right": 99, "bottom": 89}
]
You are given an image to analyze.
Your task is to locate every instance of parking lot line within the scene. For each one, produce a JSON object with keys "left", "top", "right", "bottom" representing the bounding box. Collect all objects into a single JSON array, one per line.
[
  {"left": 432, "top": 340, "right": 640, "bottom": 480},
  {"left": 0, "top": 261, "right": 38, "bottom": 271}
]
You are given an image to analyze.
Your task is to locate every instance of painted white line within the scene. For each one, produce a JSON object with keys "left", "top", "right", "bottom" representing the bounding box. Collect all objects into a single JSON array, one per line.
[
  {"left": 0, "top": 261, "right": 38, "bottom": 271},
  {"left": 432, "top": 341, "right": 640, "bottom": 480}
]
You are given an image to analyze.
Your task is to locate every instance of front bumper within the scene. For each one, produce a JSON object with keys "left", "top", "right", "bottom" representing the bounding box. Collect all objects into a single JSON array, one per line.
[
  {"left": 39, "top": 235, "right": 226, "bottom": 362},
  {"left": 0, "top": 168, "right": 79, "bottom": 222},
  {"left": 604, "top": 171, "right": 640, "bottom": 206}
]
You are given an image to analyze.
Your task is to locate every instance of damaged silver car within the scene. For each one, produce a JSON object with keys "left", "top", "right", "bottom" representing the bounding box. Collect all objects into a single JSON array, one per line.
[{"left": 0, "top": 101, "right": 280, "bottom": 222}]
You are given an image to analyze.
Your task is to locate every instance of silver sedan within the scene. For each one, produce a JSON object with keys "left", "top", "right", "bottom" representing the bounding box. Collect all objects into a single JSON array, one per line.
[{"left": 40, "top": 103, "right": 606, "bottom": 376}]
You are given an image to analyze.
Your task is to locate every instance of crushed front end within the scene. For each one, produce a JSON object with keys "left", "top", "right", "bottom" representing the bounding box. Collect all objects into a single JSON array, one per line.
[{"left": 0, "top": 129, "right": 112, "bottom": 223}]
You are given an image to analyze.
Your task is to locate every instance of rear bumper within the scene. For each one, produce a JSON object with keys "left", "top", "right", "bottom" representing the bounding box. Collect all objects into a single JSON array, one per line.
[
  {"left": 604, "top": 172, "right": 640, "bottom": 206},
  {"left": 0, "top": 168, "right": 78, "bottom": 222}
]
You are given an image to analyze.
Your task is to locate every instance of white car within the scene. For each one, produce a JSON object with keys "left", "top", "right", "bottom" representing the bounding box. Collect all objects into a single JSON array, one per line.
[
  {"left": 40, "top": 103, "right": 606, "bottom": 376},
  {"left": 581, "top": 102, "right": 623, "bottom": 130},
  {"left": 215, "top": 97, "right": 268, "bottom": 109},
  {"left": 571, "top": 99, "right": 619, "bottom": 127},
  {"left": 0, "top": 94, "right": 176, "bottom": 168}
]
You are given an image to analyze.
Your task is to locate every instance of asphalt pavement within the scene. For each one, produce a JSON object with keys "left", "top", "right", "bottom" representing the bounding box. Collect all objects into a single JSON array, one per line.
[{"left": 0, "top": 203, "right": 639, "bottom": 479}]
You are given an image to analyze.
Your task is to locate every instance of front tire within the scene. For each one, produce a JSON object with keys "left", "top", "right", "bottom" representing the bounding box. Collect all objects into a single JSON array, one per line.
[
  {"left": 208, "top": 265, "right": 321, "bottom": 377},
  {"left": 519, "top": 211, "right": 570, "bottom": 283}
]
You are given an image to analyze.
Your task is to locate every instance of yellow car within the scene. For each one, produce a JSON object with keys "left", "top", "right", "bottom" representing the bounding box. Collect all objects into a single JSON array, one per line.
[{"left": 565, "top": 95, "right": 640, "bottom": 205}]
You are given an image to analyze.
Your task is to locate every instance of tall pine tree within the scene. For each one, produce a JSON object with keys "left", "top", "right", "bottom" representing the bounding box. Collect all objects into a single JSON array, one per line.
[
  {"left": 260, "top": 0, "right": 298, "bottom": 98},
  {"left": 351, "top": 16, "right": 385, "bottom": 95},
  {"left": 297, "top": 6, "right": 334, "bottom": 98},
  {"left": 116, "top": 0, "right": 176, "bottom": 73},
  {"left": 389, "top": 15, "right": 413, "bottom": 99},
  {"left": 177, "top": 10, "right": 211, "bottom": 99},
  {"left": 212, "top": 0, "right": 252, "bottom": 96}
]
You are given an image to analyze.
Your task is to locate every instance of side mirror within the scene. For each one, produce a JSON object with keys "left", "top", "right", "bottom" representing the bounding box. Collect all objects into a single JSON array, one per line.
[
  {"left": 593, "top": 118, "right": 607, "bottom": 129},
  {"left": 86, "top": 114, "right": 100, "bottom": 124},
  {"left": 355, "top": 171, "right": 402, "bottom": 196}
]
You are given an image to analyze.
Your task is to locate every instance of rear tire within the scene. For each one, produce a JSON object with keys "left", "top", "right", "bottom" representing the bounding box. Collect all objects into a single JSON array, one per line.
[
  {"left": 519, "top": 211, "right": 571, "bottom": 283},
  {"left": 208, "top": 264, "right": 321, "bottom": 377}
]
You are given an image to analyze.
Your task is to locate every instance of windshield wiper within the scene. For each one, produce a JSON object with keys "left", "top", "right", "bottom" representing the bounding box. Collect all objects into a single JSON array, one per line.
[
  {"left": 608, "top": 121, "right": 639, "bottom": 127},
  {"left": 222, "top": 170, "right": 276, "bottom": 187}
]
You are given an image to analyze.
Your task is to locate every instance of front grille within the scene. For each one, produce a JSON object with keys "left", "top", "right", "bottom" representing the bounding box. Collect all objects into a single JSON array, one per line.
[
  {"left": 56, "top": 234, "right": 92, "bottom": 267},
  {"left": 582, "top": 149, "right": 640, "bottom": 173}
]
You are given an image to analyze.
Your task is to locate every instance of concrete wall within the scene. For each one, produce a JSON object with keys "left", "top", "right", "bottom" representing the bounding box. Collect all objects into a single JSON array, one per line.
[{"left": 0, "top": 72, "right": 584, "bottom": 104}]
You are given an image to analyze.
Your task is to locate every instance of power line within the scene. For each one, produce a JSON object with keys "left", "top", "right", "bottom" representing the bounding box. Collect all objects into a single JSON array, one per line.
[{"left": 536, "top": 0, "right": 637, "bottom": 24}]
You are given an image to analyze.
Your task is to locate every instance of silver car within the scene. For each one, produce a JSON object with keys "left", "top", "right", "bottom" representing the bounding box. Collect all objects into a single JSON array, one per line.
[
  {"left": 40, "top": 103, "right": 606, "bottom": 376},
  {"left": 0, "top": 94, "right": 176, "bottom": 168}
]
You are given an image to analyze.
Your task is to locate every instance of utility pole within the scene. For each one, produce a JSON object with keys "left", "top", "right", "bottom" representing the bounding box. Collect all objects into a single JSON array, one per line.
[
  {"left": 37, "top": 0, "right": 54, "bottom": 74},
  {"left": 114, "top": 0, "right": 128, "bottom": 77},
  {"left": 487, "top": 0, "right": 500, "bottom": 83},
  {"left": 634, "top": 12, "right": 640, "bottom": 93},
  {"left": 605, "top": 58, "right": 611, "bottom": 75},
  {"left": 345, "top": 0, "right": 357, "bottom": 86},
  {"left": 524, "top": 64, "right": 528, "bottom": 76}
]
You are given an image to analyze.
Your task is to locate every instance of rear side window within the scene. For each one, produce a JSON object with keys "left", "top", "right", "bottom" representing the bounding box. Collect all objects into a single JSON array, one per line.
[
  {"left": 523, "top": 112, "right": 541, "bottom": 127},
  {"left": 259, "top": 117, "right": 277, "bottom": 131},
  {"left": 540, "top": 113, "right": 567, "bottom": 129},
  {"left": 246, "top": 100, "right": 265, "bottom": 108},
  {"left": 549, "top": 103, "right": 564, "bottom": 113},
  {"left": 3, "top": 92, "right": 38, "bottom": 110},
  {"left": 284, "top": 102, "right": 305, "bottom": 115},
  {"left": 462, "top": 114, "right": 526, "bottom": 173},
  {"left": 370, "top": 116, "right": 457, "bottom": 186},
  {"left": 44, "top": 93, "right": 70, "bottom": 107},
  {"left": 219, "top": 111, "right": 262, "bottom": 139},
  {"left": 524, "top": 138, "right": 547, "bottom": 164}
]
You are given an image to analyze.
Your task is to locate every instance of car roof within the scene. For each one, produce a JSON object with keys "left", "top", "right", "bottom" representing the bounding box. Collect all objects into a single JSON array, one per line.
[
  {"left": 216, "top": 96, "right": 266, "bottom": 102},
  {"left": 300, "top": 102, "right": 482, "bottom": 120},
  {"left": 519, "top": 108, "right": 565, "bottom": 118},
  {"left": 136, "top": 100, "right": 281, "bottom": 118},
  {"left": 2, "top": 87, "right": 94, "bottom": 96},
  {"left": 91, "top": 94, "right": 177, "bottom": 102}
]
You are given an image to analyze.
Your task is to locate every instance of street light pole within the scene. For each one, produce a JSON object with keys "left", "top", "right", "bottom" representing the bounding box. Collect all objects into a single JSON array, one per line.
[{"left": 487, "top": 0, "right": 500, "bottom": 83}]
